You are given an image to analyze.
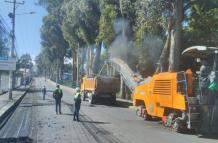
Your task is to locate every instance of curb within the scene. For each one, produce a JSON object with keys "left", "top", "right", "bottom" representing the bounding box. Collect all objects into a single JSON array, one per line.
[{"left": 0, "top": 91, "right": 8, "bottom": 96}]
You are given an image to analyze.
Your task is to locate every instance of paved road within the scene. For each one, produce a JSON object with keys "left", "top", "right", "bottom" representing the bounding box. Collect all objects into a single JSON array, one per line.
[{"left": 0, "top": 78, "right": 217, "bottom": 143}]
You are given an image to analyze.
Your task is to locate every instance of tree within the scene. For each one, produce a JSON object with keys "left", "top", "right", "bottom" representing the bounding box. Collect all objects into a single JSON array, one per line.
[
  {"left": 17, "top": 54, "right": 33, "bottom": 81},
  {"left": 184, "top": 0, "right": 218, "bottom": 47},
  {"left": 17, "top": 54, "right": 33, "bottom": 70},
  {"left": 133, "top": 0, "right": 167, "bottom": 74},
  {"left": 96, "top": 2, "right": 117, "bottom": 47},
  {"left": 37, "top": 0, "right": 218, "bottom": 79},
  {"left": 38, "top": 0, "right": 69, "bottom": 80},
  {"left": 61, "top": 0, "right": 101, "bottom": 75}
]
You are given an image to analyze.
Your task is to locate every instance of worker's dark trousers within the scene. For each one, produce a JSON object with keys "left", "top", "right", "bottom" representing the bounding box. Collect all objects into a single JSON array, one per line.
[
  {"left": 55, "top": 99, "right": 61, "bottom": 114},
  {"left": 74, "top": 104, "right": 80, "bottom": 120}
]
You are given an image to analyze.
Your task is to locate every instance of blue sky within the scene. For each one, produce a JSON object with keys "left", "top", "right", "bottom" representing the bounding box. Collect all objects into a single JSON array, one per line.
[{"left": 0, "top": 0, "right": 47, "bottom": 59}]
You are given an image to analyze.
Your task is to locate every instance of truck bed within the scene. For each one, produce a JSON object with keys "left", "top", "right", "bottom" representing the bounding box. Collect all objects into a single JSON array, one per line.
[{"left": 81, "top": 75, "right": 120, "bottom": 94}]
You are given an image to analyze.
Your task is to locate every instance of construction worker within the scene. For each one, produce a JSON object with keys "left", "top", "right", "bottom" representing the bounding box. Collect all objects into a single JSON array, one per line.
[
  {"left": 53, "top": 85, "right": 63, "bottom": 114},
  {"left": 73, "top": 87, "right": 82, "bottom": 121},
  {"left": 42, "top": 86, "right": 46, "bottom": 100}
]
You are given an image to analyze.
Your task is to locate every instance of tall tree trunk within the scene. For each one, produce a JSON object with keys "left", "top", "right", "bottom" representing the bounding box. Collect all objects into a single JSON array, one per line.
[
  {"left": 72, "top": 49, "right": 77, "bottom": 82},
  {"left": 86, "top": 46, "right": 90, "bottom": 75},
  {"left": 155, "top": 17, "right": 174, "bottom": 73},
  {"left": 90, "top": 45, "right": 94, "bottom": 75},
  {"left": 59, "top": 56, "right": 64, "bottom": 80},
  {"left": 86, "top": 45, "right": 94, "bottom": 75},
  {"left": 93, "top": 44, "right": 102, "bottom": 74},
  {"left": 168, "top": 0, "right": 183, "bottom": 72},
  {"left": 56, "top": 59, "right": 59, "bottom": 82},
  {"left": 81, "top": 48, "right": 86, "bottom": 76}
]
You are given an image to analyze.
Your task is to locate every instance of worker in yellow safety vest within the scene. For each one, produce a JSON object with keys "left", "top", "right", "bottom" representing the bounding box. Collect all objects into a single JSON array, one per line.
[{"left": 73, "top": 87, "right": 81, "bottom": 121}]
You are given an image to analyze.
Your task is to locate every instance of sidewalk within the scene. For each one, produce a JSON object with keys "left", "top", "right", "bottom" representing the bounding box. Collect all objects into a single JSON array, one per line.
[{"left": 0, "top": 85, "right": 30, "bottom": 126}]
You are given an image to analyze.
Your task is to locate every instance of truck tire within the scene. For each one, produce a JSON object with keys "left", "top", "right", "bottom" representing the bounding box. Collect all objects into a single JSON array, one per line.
[
  {"left": 172, "top": 118, "right": 183, "bottom": 133},
  {"left": 83, "top": 92, "right": 87, "bottom": 101},
  {"left": 110, "top": 95, "right": 116, "bottom": 105},
  {"left": 136, "top": 108, "right": 141, "bottom": 117},
  {"left": 89, "top": 94, "right": 96, "bottom": 105},
  {"left": 143, "top": 110, "right": 152, "bottom": 121}
]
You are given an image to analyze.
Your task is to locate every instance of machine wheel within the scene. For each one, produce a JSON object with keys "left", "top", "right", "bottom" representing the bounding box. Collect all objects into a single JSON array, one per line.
[
  {"left": 136, "top": 108, "right": 141, "bottom": 117},
  {"left": 143, "top": 110, "right": 152, "bottom": 121},
  {"left": 89, "top": 94, "right": 96, "bottom": 105},
  {"left": 136, "top": 106, "right": 144, "bottom": 117},
  {"left": 110, "top": 95, "right": 116, "bottom": 105},
  {"left": 172, "top": 118, "right": 182, "bottom": 133},
  {"left": 82, "top": 92, "right": 87, "bottom": 101}
]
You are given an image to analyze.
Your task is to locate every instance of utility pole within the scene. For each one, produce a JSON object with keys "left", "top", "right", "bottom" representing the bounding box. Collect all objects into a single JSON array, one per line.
[{"left": 5, "top": 0, "right": 24, "bottom": 100}]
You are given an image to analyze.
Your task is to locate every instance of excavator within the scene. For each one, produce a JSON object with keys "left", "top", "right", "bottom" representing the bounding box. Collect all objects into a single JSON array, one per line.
[{"left": 133, "top": 46, "right": 218, "bottom": 132}]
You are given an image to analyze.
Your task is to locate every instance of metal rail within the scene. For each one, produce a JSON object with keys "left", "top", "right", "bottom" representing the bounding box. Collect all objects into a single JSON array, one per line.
[{"left": 108, "top": 58, "right": 144, "bottom": 91}]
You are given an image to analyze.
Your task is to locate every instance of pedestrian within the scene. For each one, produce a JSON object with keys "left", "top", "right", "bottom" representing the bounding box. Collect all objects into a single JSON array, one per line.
[
  {"left": 74, "top": 87, "right": 81, "bottom": 121},
  {"left": 42, "top": 86, "right": 47, "bottom": 100},
  {"left": 53, "top": 85, "right": 63, "bottom": 114}
]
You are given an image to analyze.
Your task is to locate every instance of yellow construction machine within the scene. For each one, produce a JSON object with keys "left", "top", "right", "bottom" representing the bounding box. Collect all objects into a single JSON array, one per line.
[{"left": 133, "top": 46, "right": 218, "bottom": 132}]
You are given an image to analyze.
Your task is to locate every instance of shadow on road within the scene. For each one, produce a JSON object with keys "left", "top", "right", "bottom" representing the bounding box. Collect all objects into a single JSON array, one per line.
[
  {"left": 80, "top": 120, "right": 111, "bottom": 124},
  {"left": 114, "top": 100, "right": 132, "bottom": 108},
  {"left": 0, "top": 137, "right": 33, "bottom": 143},
  {"left": 198, "top": 134, "right": 218, "bottom": 140},
  {"left": 61, "top": 113, "right": 73, "bottom": 116},
  {"left": 88, "top": 100, "right": 132, "bottom": 108},
  {"left": 32, "top": 103, "right": 54, "bottom": 106}
]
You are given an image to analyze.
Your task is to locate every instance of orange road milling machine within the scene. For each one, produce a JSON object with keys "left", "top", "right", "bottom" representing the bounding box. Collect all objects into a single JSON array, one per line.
[{"left": 133, "top": 46, "right": 218, "bottom": 132}]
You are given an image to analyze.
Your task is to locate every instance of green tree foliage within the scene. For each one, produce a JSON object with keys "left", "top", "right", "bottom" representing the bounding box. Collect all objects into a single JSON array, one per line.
[
  {"left": 184, "top": 0, "right": 218, "bottom": 47},
  {"left": 96, "top": 2, "right": 117, "bottom": 46},
  {"left": 62, "top": 0, "right": 100, "bottom": 46},
  {"left": 17, "top": 54, "right": 33, "bottom": 70},
  {"left": 134, "top": 0, "right": 167, "bottom": 47},
  {"left": 61, "top": 0, "right": 101, "bottom": 75},
  {"left": 38, "top": 0, "right": 69, "bottom": 80},
  {"left": 37, "top": 0, "right": 218, "bottom": 78}
]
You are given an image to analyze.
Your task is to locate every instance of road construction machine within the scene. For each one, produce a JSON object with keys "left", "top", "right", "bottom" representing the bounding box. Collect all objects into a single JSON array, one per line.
[
  {"left": 81, "top": 75, "right": 120, "bottom": 104},
  {"left": 133, "top": 46, "right": 218, "bottom": 132}
]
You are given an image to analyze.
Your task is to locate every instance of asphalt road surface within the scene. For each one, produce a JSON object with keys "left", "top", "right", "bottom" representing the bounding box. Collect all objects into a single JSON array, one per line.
[{"left": 0, "top": 78, "right": 217, "bottom": 143}]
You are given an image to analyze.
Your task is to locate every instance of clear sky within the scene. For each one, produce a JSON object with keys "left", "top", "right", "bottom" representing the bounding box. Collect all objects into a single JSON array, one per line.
[{"left": 0, "top": 0, "right": 47, "bottom": 59}]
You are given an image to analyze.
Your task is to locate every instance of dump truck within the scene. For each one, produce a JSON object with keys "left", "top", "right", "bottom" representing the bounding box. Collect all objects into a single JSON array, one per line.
[
  {"left": 81, "top": 75, "right": 120, "bottom": 104},
  {"left": 133, "top": 46, "right": 218, "bottom": 132}
]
